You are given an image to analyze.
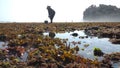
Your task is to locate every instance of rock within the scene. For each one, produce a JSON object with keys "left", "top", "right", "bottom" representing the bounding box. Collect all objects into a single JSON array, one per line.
[
  {"left": 17, "top": 34, "right": 25, "bottom": 39},
  {"left": 100, "top": 32, "right": 113, "bottom": 38},
  {"left": 48, "top": 63, "right": 58, "bottom": 68},
  {"left": 49, "top": 32, "right": 56, "bottom": 38},
  {"left": 86, "top": 26, "right": 99, "bottom": 30},
  {"left": 71, "top": 28, "right": 76, "bottom": 31},
  {"left": 0, "top": 34, "right": 6, "bottom": 41},
  {"left": 78, "top": 41, "right": 81, "bottom": 44},
  {"left": 84, "top": 44, "right": 89, "bottom": 48},
  {"left": 94, "top": 48, "right": 104, "bottom": 56},
  {"left": 40, "top": 63, "right": 48, "bottom": 68},
  {"left": 79, "top": 36, "right": 85, "bottom": 39},
  {"left": 81, "top": 48, "right": 84, "bottom": 51},
  {"left": 91, "top": 26, "right": 99, "bottom": 30},
  {"left": 44, "top": 20, "right": 48, "bottom": 24},
  {"left": 85, "top": 36, "right": 88, "bottom": 38},
  {"left": 71, "top": 33, "right": 78, "bottom": 37},
  {"left": 109, "top": 38, "right": 120, "bottom": 44},
  {"left": 38, "top": 31, "right": 43, "bottom": 35},
  {"left": 75, "top": 46, "right": 79, "bottom": 52},
  {"left": 111, "top": 56, "right": 120, "bottom": 61},
  {"left": 105, "top": 52, "right": 120, "bottom": 62}
]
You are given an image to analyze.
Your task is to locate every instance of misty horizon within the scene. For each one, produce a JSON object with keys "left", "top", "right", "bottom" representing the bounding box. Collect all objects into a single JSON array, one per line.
[{"left": 1, "top": 0, "right": 120, "bottom": 22}]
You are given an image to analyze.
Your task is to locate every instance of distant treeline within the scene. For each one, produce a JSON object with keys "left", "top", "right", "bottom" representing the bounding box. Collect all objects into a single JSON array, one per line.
[{"left": 83, "top": 4, "right": 120, "bottom": 22}]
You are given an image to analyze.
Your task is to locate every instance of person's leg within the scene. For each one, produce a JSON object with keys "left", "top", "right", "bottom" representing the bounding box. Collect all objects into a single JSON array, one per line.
[
  {"left": 51, "top": 19, "right": 53, "bottom": 23},
  {"left": 50, "top": 17, "right": 53, "bottom": 23}
]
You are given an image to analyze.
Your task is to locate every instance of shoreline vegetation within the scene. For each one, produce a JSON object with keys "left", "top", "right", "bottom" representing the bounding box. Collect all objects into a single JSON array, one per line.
[
  {"left": 0, "top": 22, "right": 119, "bottom": 68},
  {"left": 83, "top": 4, "right": 120, "bottom": 22}
]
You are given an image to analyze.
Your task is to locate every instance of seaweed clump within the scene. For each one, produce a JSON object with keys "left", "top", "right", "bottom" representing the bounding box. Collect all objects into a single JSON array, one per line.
[
  {"left": 94, "top": 48, "right": 104, "bottom": 56},
  {"left": 0, "top": 23, "right": 116, "bottom": 68}
]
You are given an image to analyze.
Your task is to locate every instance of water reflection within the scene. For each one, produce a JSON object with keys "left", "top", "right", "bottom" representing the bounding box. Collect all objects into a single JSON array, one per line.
[
  {"left": 112, "top": 62, "right": 120, "bottom": 68},
  {"left": 1, "top": 30, "right": 120, "bottom": 60},
  {"left": 44, "top": 30, "right": 120, "bottom": 60},
  {"left": 0, "top": 42, "right": 8, "bottom": 49}
]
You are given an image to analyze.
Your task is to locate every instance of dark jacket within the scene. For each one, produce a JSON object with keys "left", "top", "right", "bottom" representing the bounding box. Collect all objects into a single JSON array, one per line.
[{"left": 47, "top": 6, "right": 55, "bottom": 23}]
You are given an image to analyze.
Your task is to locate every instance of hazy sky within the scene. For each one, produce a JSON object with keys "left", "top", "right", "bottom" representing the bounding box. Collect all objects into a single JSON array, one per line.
[{"left": 0, "top": 0, "right": 120, "bottom": 22}]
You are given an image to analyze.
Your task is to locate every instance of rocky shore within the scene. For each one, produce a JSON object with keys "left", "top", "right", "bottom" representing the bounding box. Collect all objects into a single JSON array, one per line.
[
  {"left": 0, "top": 22, "right": 119, "bottom": 68},
  {"left": 84, "top": 23, "right": 120, "bottom": 44}
]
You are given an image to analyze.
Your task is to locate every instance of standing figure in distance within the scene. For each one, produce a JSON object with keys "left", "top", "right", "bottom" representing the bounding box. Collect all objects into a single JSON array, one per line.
[{"left": 47, "top": 6, "right": 55, "bottom": 23}]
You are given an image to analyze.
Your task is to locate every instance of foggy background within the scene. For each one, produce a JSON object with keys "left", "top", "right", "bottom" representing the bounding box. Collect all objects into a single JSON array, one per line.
[{"left": 0, "top": 0, "right": 120, "bottom": 22}]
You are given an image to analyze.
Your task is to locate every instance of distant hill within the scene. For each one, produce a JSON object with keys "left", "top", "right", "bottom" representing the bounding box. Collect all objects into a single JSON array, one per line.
[{"left": 83, "top": 4, "right": 120, "bottom": 22}]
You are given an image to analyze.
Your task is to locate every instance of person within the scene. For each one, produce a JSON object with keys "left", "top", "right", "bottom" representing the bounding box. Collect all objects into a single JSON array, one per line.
[{"left": 47, "top": 6, "right": 55, "bottom": 23}]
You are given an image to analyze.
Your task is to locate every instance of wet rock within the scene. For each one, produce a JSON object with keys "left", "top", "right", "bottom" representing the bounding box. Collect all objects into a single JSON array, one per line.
[
  {"left": 40, "top": 63, "right": 48, "bottom": 68},
  {"left": 110, "top": 38, "right": 120, "bottom": 44},
  {"left": 86, "top": 36, "right": 88, "bottom": 38},
  {"left": 0, "top": 62, "right": 11, "bottom": 68},
  {"left": 79, "top": 36, "right": 84, "bottom": 39},
  {"left": 94, "top": 48, "right": 104, "bottom": 56},
  {"left": 17, "top": 34, "right": 25, "bottom": 39},
  {"left": 84, "top": 29, "right": 93, "bottom": 36},
  {"left": 81, "top": 48, "right": 84, "bottom": 51},
  {"left": 49, "top": 32, "right": 56, "bottom": 38},
  {"left": 0, "top": 50, "right": 7, "bottom": 60},
  {"left": 100, "top": 63, "right": 112, "bottom": 68},
  {"left": 111, "top": 56, "right": 120, "bottom": 61},
  {"left": 0, "top": 34, "right": 6, "bottom": 41},
  {"left": 44, "top": 20, "right": 48, "bottom": 24},
  {"left": 116, "top": 34, "right": 120, "bottom": 39},
  {"left": 90, "top": 26, "right": 99, "bottom": 30},
  {"left": 71, "top": 41, "right": 78, "bottom": 45},
  {"left": 71, "top": 28, "right": 76, "bottom": 31},
  {"left": 74, "top": 46, "right": 79, "bottom": 53},
  {"left": 86, "top": 26, "right": 99, "bottom": 30},
  {"left": 84, "top": 26, "right": 120, "bottom": 45},
  {"left": 79, "top": 36, "right": 88, "bottom": 39},
  {"left": 21, "top": 42, "right": 28, "bottom": 47},
  {"left": 100, "top": 32, "right": 114, "bottom": 38},
  {"left": 78, "top": 41, "right": 81, "bottom": 44},
  {"left": 104, "top": 52, "right": 120, "bottom": 62},
  {"left": 65, "top": 63, "right": 74, "bottom": 68},
  {"left": 84, "top": 44, "right": 89, "bottom": 48},
  {"left": 38, "top": 31, "right": 43, "bottom": 35},
  {"left": 48, "top": 63, "right": 58, "bottom": 68},
  {"left": 103, "top": 25, "right": 112, "bottom": 28},
  {"left": 71, "top": 33, "right": 78, "bottom": 37}
]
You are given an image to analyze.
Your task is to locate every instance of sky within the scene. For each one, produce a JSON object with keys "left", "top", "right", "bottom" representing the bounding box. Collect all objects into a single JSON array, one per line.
[{"left": 0, "top": 0, "right": 120, "bottom": 22}]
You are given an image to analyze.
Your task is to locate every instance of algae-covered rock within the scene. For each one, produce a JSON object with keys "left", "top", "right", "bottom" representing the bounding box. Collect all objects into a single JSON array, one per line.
[
  {"left": 94, "top": 47, "right": 104, "bottom": 56},
  {"left": 49, "top": 32, "right": 56, "bottom": 38}
]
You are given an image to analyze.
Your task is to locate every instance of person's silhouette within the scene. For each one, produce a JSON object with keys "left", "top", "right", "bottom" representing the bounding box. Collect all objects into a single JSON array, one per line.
[{"left": 47, "top": 6, "right": 55, "bottom": 23}]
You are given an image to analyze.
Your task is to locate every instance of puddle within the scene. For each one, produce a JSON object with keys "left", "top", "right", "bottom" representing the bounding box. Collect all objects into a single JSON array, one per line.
[
  {"left": 0, "top": 42, "right": 8, "bottom": 49},
  {"left": 44, "top": 30, "right": 120, "bottom": 60},
  {"left": 112, "top": 62, "right": 120, "bottom": 68},
  {"left": 20, "top": 52, "right": 28, "bottom": 62}
]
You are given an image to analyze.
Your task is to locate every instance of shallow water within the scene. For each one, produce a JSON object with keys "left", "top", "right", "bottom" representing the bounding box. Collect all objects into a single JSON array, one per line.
[
  {"left": 44, "top": 30, "right": 120, "bottom": 60},
  {"left": 0, "top": 42, "right": 8, "bottom": 49},
  {"left": 112, "top": 62, "right": 120, "bottom": 68}
]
